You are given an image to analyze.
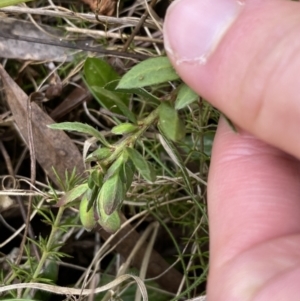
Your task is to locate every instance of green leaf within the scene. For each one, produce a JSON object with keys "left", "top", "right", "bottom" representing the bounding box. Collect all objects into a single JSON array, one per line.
[
  {"left": 85, "top": 147, "right": 112, "bottom": 162},
  {"left": 40, "top": 260, "right": 59, "bottom": 282},
  {"left": 158, "top": 102, "right": 186, "bottom": 141},
  {"left": 84, "top": 58, "right": 132, "bottom": 118},
  {"left": 111, "top": 123, "right": 138, "bottom": 135},
  {"left": 56, "top": 183, "right": 88, "bottom": 206},
  {"left": 0, "top": 0, "right": 32, "bottom": 7},
  {"left": 98, "top": 173, "right": 124, "bottom": 215},
  {"left": 121, "top": 159, "right": 135, "bottom": 191},
  {"left": 79, "top": 195, "right": 96, "bottom": 231},
  {"left": 48, "top": 122, "right": 110, "bottom": 146},
  {"left": 104, "top": 153, "right": 127, "bottom": 180},
  {"left": 85, "top": 185, "right": 100, "bottom": 212},
  {"left": 97, "top": 210, "right": 121, "bottom": 234},
  {"left": 90, "top": 169, "right": 103, "bottom": 187},
  {"left": 91, "top": 86, "right": 136, "bottom": 123},
  {"left": 105, "top": 80, "right": 160, "bottom": 105},
  {"left": 126, "top": 147, "right": 156, "bottom": 183},
  {"left": 87, "top": 174, "right": 95, "bottom": 189},
  {"left": 117, "top": 57, "right": 179, "bottom": 89},
  {"left": 84, "top": 57, "right": 120, "bottom": 87},
  {"left": 175, "top": 84, "right": 199, "bottom": 110}
]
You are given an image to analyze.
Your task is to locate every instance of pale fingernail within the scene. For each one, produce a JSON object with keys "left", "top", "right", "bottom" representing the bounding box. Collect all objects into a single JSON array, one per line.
[{"left": 164, "top": 0, "right": 244, "bottom": 65}]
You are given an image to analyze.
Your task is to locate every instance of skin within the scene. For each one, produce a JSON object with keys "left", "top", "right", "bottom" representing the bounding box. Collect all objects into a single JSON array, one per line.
[{"left": 163, "top": 0, "right": 300, "bottom": 300}]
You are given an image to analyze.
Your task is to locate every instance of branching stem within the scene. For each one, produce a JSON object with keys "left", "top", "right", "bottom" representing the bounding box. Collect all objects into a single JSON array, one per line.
[{"left": 102, "top": 107, "right": 160, "bottom": 167}]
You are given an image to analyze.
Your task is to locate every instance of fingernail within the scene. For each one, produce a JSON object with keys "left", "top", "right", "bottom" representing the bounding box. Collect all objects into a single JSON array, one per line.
[{"left": 164, "top": 0, "right": 244, "bottom": 65}]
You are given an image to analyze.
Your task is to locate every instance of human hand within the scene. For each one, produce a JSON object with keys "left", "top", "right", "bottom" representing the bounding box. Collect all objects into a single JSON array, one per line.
[{"left": 164, "top": 0, "right": 300, "bottom": 300}]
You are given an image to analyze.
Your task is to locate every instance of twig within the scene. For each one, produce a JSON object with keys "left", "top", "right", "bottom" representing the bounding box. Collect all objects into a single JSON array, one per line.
[
  {"left": 0, "top": 6, "right": 159, "bottom": 29},
  {"left": 122, "top": 0, "right": 158, "bottom": 52},
  {"left": 0, "top": 214, "right": 19, "bottom": 235},
  {"left": 65, "top": 27, "right": 163, "bottom": 44},
  {"left": 0, "top": 141, "right": 14, "bottom": 176},
  {"left": 14, "top": 148, "right": 28, "bottom": 175},
  {"left": 0, "top": 275, "right": 148, "bottom": 300}
]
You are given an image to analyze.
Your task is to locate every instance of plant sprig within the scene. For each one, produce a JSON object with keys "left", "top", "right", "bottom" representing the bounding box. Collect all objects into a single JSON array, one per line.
[{"left": 49, "top": 56, "right": 211, "bottom": 234}]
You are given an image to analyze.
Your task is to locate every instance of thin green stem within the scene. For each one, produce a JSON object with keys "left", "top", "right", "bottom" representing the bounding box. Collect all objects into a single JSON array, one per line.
[
  {"left": 102, "top": 107, "right": 160, "bottom": 167},
  {"left": 22, "top": 206, "right": 65, "bottom": 297}
]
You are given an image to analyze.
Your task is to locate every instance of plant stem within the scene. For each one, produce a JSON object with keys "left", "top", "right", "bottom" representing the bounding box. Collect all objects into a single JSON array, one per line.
[
  {"left": 102, "top": 107, "right": 160, "bottom": 167},
  {"left": 22, "top": 206, "right": 65, "bottom": 297}
]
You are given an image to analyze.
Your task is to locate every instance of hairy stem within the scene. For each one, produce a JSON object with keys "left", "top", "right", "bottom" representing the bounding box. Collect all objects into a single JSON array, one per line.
[{"left": 102, "top": 107, "right": 160, "bottom": 167}]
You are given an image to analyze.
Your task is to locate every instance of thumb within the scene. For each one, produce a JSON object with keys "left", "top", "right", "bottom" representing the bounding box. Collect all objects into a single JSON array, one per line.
[{"left": 164, "top": 0, "right": 300, "bottom": 159}]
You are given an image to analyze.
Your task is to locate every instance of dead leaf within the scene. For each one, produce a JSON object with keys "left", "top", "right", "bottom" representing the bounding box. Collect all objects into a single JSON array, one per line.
[
  {"left": 0, "top": 64, "right": 85, "bottom": 186},
  {"left": 50, "top": 83, "right": 92, "bottom": 120},
  {"left": 45, "top": 72, "right": 63, "bottom": 99},
  {"left": 81, "top": 0, "right": 117, "bottom": 16},
  {"left": 0, "top": 18, "right": 74, "bottom": 62}
]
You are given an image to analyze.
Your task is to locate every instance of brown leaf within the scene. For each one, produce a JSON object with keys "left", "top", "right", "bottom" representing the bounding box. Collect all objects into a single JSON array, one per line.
[
  {"left": 97, "top": 0, "right": 117, "bottom": 16},
  {"left": 81, "top": 0, "right": 117, "bottom": 16},
  {"left": 0, "top": 18, "right": 74, "bottom": 62},
  {"left": 0, "top": 64, "right": 85, "bottom": 186},
  {"left": 50, "top": 83, "right": 92, "bottom": 120}
]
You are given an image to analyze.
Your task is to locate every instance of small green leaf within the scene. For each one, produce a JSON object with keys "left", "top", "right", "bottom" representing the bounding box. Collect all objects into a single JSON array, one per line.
[
  {"left": 121, "top": 159, "right": 135, "bottom": 191},
  {"left": 84, "top": 58, "right": 120, "bottom": 87},
  {"left": 0, "top": 0, "right": 32, "bottom": 8},
  {"left": 105, "top": 80, "right": 160, "bottom": 105},
  {"left": 126, "top": 147, "right": 156, "bottom": 182},
  {"left": 90, "top": 169, "right": 103, "bottom": 187},
  {"left": 117, "top": 57, "right": 179, "bottom": 89},
  {"left": 79, "top": 195, "right": 96, "bottom": 231},
  {"left": 39, "top": 260, "right": 59, "bottom": 282},
  {"left": 56, "top": 183, "right": 88, "bottom": 206},
  {"left": 175, "top": 84, "right": 199, "bottom": 110},
  {"left": 84, "top": 58, "right": 132, "bottom": 118},
  {"left": 98, "top": 210, "right": 121, "bottom": 234},
  {"left": 48, "top": 122, "right": 109, "bottom": 146},
  {"left": 85, "top": 185, "right": 100, "bottom": 212},
  {"left": 87, "top": 175, "right": 95, "bottom": 189},
  {"left": 158, "top": 102, "right": 186, "bottom": 141},
  {"left": 85, "top": 147, "right": 111, "bottom": 162},
  {"left": 98, "top": 173, "right": 124, "bottom": 215},
  {"left": 91, "top": 86, "right": 136, "bottom": 123},
  {"left": 111, "top": 123, "right": 138, "bottom": 135},
  {"left": 104, "top": 153, "right": 126, "bottom": 180}
]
